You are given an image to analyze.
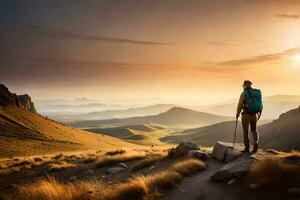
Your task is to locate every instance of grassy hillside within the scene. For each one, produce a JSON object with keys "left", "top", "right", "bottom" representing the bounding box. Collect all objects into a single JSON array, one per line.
[
  {"left": 0, "top": 106, "right": 139, "bottom": 158},
  {"left": 86, "top": 124, "right": 173, "bottom": 146},
  {"left": 161, "top": 121, "right": 244, "bottom": 146},
  {"left": 259, "top": 106, "right": 300, "bottom": 151},
  {"left": 71, "top": 107, "right": 233, "bottom": 129}
]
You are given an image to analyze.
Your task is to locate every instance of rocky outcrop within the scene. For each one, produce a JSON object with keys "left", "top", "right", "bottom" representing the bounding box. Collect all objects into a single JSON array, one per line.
[
  {"left": 168, "top": 142, "right": 200, "bottom": 157},
  {"left": 0, "top": 84, "right": 36, "bottom": 113}
]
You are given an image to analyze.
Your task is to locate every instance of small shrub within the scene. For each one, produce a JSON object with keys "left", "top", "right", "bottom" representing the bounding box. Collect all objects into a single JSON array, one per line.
[
  {"left": 48, "top": 161, "right": 76, "bottom": 170},
  {"left": 33, "top": 157, "right": 43, "bottom": 162},
  {"left": 105, "top": 150, "right": 126, "bottom": 156},
  {"left": 0, "top": 164, "right": 8, "bottom": 169},
  {"left": 171, "top": 159, "right": 206, "bottom": 176},
  {"left": 106, "top": 177, "right": 149, "bottom": 200},
  {"left": 131, "top": 156, "right": 165, "bottom": 171},
  {"left": 52, "top": 153, "right": 64, "bottom": 160}
]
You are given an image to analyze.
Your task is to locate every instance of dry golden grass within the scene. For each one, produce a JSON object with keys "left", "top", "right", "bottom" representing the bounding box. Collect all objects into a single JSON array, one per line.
[
  {"left": 247, "top": 156, "right": 300, "bottom": 189},
  {"left": 4, "top": 176, "right": 104, "bottom": 200},
  {"left": 48, "top": 161, "right": 76, "bottom": 170},
  {"left": 131, "top": 155, "right": 166, "bottom": 171},
  {"left": 96, "top": 152, "right": 146, "bottom": 168},
  {"left": 4, "top": 158, "right": 205, "bottom": 200},
  {"left": 171, "top": 159, "right": 206, "bottom": 177},
  {"left": 106, "top": 158, "right": 205, "bottom": 200}
]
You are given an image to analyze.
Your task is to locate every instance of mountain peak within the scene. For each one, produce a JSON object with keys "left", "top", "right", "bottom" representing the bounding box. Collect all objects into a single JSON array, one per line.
[
  {"left": 0, "top": 84, "right": 36, "bottom": 113},
  {"left": 166, "top": 107, "right": 195, "bottom": 113}
]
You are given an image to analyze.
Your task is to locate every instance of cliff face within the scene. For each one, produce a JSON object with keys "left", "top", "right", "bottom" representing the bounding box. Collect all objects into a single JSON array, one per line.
[{"left": 0, "top": 84, "right": 36, "bottom": 113}]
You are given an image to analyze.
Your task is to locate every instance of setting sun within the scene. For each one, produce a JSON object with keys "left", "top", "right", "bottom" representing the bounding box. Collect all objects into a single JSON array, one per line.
[{"left": 292, "top": 55, "right": 300, "bottom": 62}]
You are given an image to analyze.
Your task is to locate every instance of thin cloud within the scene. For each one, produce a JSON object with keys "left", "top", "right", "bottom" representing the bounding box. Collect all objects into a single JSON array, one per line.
[
  {"left": 205, "top": 41, "right": 235, "bottom": 46},
  {"left": 23, "top": 24, "right": 171, "bottom": 46},
  {"left": 275, "top": 14, "right": 300, "bottom": 19},
  {"left": 218, "top": 47, "right": 300, "bottom": 66}
]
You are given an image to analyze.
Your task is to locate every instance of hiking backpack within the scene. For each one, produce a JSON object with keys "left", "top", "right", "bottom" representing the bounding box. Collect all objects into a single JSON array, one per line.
[{"left": 243, "top": 88, "right": 263, "bottom": 114}]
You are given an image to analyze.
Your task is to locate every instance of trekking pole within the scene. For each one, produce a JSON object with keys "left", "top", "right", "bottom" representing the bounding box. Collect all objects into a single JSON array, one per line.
[{"left": 232, "top": 118, "right": 238, "bottom": 150}]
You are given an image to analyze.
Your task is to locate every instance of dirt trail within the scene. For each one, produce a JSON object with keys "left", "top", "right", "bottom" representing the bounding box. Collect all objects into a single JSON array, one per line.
[
  {"left": 162, "top": 159, "right": 244, "bottom": 200},
  {"left": 162, "top": 157, "right": 298, "bottom": 200}
]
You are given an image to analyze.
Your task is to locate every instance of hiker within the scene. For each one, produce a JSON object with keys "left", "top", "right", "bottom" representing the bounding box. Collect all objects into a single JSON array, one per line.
[{"left": 236, "top": 80, "right": 263, "bottom": 153}]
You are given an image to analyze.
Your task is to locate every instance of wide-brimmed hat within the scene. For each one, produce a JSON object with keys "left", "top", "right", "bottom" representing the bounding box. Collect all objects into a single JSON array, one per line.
[{"left": 243, "top": 80, "right": 252, "bottom": 87}]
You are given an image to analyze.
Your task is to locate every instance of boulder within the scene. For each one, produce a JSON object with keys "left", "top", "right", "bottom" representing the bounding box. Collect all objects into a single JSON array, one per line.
[
  {"left": 69, "top": 176, "right": 77, "bottom": 181},
  {"left": 187, "top": 150, "right": 209, "bottom": 161},
  {"left": 212, "top": 141, "right": 242, "bottom": 163},
  {"left": 211, "top": 155, "right": 254, "bottom": 182},
  {"left": 118, "top": 162, "right": 128, "bottom": 168},
  {"left": 172, "top": 142, "right": 200, "bottom": 157},
  {"left": 105, "top": 167, "right": 125, "bottom": 174}
]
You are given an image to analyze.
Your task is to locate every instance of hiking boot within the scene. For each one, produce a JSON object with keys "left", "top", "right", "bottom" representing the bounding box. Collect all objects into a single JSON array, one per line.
[
  {"left": 252, "top": 143, "right": 258, "bottom": 153},
  {"left": 241, "top": 148, "right": 250, "bottom": 153}
]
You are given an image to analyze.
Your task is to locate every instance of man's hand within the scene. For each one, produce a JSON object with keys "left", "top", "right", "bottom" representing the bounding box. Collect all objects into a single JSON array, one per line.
[{"left": 236, "top": 113, "right": 240, "bottom": 119}]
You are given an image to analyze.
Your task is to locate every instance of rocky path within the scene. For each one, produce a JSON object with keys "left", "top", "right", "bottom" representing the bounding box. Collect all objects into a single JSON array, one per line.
[
  {"left": 162, "top": 159, "right": 244, "bottom": 200},
  {"left": 162, "top": 151, "right": 298, "bottom": 200}
]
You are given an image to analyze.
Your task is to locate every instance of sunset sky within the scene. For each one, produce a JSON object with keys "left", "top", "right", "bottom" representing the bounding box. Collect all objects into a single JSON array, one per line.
[{"left": 1, "top": 0, "right": 300, "bottom": 105}]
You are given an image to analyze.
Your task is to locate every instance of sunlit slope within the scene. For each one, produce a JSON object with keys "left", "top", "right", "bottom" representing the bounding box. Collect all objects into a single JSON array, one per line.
[
  {"left": 87, "top": 124, "right": 173, "bottom": 146},
  {"left": 259, "top": 106, "right": 300, "bottom": 151},
  {"left": 0, "top": 106, "right": 138, "bottom": 157}
]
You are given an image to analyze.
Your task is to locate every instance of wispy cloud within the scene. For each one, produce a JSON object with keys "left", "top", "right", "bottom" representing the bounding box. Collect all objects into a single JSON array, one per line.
[
  {"left": 23, "top": 24, "right": 171, "bottom": 46},
  {"left": 16, "top": 56, "right": 169, "bottom": 66},
  {"left": 275, "top": 14, "right": 300, "bottom": 19},
  {"left": 217, "top": 47, "right": 300, "bottom": 66}
]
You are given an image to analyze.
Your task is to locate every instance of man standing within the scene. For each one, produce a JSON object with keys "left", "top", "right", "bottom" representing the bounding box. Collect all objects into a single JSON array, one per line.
[{"left": 236, "top": 80, "right": 263, "bottom": 153}]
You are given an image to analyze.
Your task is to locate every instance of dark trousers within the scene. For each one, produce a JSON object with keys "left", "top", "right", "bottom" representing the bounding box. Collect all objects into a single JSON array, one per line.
[{"left": 242, "top": 113, "right": 259, "bottom": 149}]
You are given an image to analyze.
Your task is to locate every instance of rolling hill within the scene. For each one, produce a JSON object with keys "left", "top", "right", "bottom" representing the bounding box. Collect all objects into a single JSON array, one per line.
[
  {"left": 86, "top": 124, "right": 172, "bottom": 146},
  {"left": 0, "top": 84, "right": 138, "bottom": 158},
  {"left": 160, "top": 121, "right": 244, "bottom": 146},
  {"left": 71, "top": 107, "right": 233, "bottom": 129},
  {"left": 259, "top": 105, "right": 300, "bottom": 151}
]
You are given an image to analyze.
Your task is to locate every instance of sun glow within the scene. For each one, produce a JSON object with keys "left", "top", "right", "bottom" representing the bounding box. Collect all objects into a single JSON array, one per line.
[{"left": 292, "top": 55, "right": 300, "bottom": 62}]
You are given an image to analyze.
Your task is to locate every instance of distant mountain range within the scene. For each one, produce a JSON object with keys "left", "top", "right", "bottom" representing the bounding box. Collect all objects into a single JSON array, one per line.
[
  {"left": 200, "top": 95, "right": 300, "bottom": 119},
  {"left": 71, "top": 107, "right": 233, "bottom": 129},
  {"left": 48, "top": 104, "right": 175, "bottom": 122}
]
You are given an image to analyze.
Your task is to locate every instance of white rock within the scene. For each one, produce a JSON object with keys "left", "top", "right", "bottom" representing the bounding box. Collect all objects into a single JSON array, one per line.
[
  {"left": 105, "top": 167, "right": 125, "bottom": 174},
  {"left": 227, "top": 178, "right": 236, "bottom": 185},
  {"left": 69, "top": 176, "right": 77, "bottom": 181},
  {"left": 118, "top": 162, "right": 128, "bottom": 168}
]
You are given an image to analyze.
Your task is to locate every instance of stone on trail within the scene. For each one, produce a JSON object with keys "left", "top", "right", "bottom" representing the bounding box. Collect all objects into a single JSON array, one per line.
[
  {"left": 105, "top": 167, "right": 125, "bottom": 174},
  {"left": 211, "top": 155, "right": 254, "bottom": 182},
  {"left": 187, "top": 150, "right": 209, "bottom": 161},
  {"left": 169, "top": 142, "right": 200, "bottom": 157},
  {"left": 118, "top": 162, "right": 128, "bottom": 168},
  {"left": 212, "top": 141, "right": 243, "bottom": 163}
]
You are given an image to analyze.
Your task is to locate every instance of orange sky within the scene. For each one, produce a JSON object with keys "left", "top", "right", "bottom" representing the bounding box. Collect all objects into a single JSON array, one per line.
[{"left": 1, "top": 0, "right": 300, "bottom": 105}]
